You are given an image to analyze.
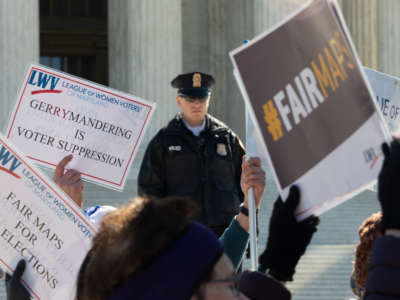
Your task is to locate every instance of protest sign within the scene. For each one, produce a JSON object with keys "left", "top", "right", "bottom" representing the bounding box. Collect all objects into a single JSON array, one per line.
[
  {"left": 0, "top": 133, "right": 96, "bottom": 299},
  {"left": 231, "top": 0, "right": 390, "bottom": 220},
  {"left": 365, "top": 67, "right": 400, "bottom": 133},
  {"left": 6, "top": 64, "right": 155, "bottom": 191},
  {"left": 363, "top": 68, "right": 400, "bottom": 192}
]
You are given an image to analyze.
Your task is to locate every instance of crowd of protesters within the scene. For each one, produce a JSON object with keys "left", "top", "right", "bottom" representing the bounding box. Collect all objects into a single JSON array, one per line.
[
  {"left": 3, "top": 71, "right": 400, "bottom": 299},
  {"left": 5, "top": 139, "right": 400, "bottom": 299}
]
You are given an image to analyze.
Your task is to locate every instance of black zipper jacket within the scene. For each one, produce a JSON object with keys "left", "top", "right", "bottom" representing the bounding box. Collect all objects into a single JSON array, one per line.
[{"left": 138, "top": 114, "right": 245, "bottom": 230}]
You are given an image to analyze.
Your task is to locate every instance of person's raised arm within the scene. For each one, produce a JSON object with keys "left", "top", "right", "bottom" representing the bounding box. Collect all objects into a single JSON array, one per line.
[
  {"left": 54, "top": 155, "right": 84, "bottom": 207},
  {"left": 237, "top": 156, "right": 266, "bottom": 231},
  {"left": 219, "top": 156, "right": 266, "bottom": 269}
]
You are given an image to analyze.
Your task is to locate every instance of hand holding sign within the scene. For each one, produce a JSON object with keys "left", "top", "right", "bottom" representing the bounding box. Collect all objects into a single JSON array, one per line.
[
  {"left": 258, "top": 186, "right": 319, "bottom": 282},
  {"left": 240, "top": 156, "right": 266, "bottom": 208},
  {"left": 5, "top": 260, "right": 30, "bottom": 300},
  {"left": 54, "top": 155, "right": 84, "bottom": 208}
]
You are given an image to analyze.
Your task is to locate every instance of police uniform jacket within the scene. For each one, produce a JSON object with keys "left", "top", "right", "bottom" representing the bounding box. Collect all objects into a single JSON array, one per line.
[{"left": 138, "top": 113, "right": 245, "bottom": 229}]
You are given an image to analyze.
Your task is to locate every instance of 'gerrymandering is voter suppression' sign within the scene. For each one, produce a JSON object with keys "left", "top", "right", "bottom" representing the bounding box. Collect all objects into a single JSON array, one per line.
[
  {"left": 6, "top": 64, "right": 155, "bottom": 191},
  {"left": 0, "top": 133, "right": 96, "bottom": 299}
]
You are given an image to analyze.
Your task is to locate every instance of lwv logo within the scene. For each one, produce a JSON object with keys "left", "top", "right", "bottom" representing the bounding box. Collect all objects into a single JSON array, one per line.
[
  {"left": 28, "top": 69, "right": 62, "bottom": 95},
  {"left": 0, "top": 145, "right": 22, "bottom": 179}
]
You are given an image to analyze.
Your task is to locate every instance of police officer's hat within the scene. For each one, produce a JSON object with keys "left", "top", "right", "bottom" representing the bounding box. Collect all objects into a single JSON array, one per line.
[{"left": 171, "top": 72, "right": 215, "bottom": 97}]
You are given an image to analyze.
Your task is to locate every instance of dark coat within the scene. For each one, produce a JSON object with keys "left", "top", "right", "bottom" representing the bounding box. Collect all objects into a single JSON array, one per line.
[
  {"left": 138, "top": 114, "right": 245, "bottom": 231},
  {"left": 364, "top": 235, "right": 400, "bottom": 300}
]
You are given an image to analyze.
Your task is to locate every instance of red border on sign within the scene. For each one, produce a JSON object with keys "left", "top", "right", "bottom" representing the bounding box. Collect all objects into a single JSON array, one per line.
[
  {"left": 6, "top": 66, "right": 153, "bottom": 187},
  {"left": 0, "top": 136, "right": 96, "bottom": 300}
]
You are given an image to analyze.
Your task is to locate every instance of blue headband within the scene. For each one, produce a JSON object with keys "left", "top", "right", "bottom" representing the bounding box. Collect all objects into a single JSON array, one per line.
[{"left": 108, "top": 222, "right": 223, "bottom": 300}]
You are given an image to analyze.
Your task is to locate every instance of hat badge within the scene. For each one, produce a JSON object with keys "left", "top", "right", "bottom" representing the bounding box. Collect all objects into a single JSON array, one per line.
[{"left": 192, "top": 73, "right": 202, "bottom": 88}]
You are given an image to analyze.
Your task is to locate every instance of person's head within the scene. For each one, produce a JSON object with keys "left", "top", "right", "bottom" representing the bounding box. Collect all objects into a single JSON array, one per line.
[
  {"left": 191, "top": 254, "right": 248, "bottom": 300},
  {"left": 353, "top": 212, "right": 383, "bottom": 293},
  {"left": 171, "top": 72, "right": 215, "bottom": 126},
  {"left": 77, "top": 196, "right": 247, "bottom": 300}
]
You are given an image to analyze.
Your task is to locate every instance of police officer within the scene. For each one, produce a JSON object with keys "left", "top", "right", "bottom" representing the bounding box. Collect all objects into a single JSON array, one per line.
[{"left": 138, "top": 72, "right": 245, "bottom": 236}]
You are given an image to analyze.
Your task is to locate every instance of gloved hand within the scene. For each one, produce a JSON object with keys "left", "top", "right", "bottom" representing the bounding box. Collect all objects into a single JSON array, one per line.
[
  {"left": 5, "top": 260, "right": 30, "bottom": 300},
  {"left": 378, "top": 140, "right": 400, "bottom": 232},
  {"left": 258, "top": 186, "right": 319, "bottom": 282}
]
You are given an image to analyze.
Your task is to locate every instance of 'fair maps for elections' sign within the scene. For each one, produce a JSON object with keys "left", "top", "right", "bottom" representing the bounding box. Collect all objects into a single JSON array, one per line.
[
  {"left": 6, "top": 64, "right": 155, "bottom": 191},
  {"left": 231, "top": 0, "right": 390, "bottom": 220},
  {"left": 0, "top": 133, "right": 96, "bottom": 299}
]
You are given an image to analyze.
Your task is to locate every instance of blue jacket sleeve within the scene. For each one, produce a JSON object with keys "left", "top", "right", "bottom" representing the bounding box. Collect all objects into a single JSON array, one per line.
[{"left": 219, "top": 216, "right": 249, "bottom": 270}]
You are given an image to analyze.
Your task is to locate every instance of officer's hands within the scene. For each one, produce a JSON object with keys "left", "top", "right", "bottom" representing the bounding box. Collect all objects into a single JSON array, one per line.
[
  {"left": 240, "top": 156, "right": 266, "bottom": 209},
  {"left": 258, "top": 186, "right": 319, "bottom": 282},
  {"left": 5, "top": 260, "right": 31, "bottom": 300},
  {"left": 378, "top": 139, "right": 400, "bottom": 232},
  {"left": 54, "top": 155, "right": 84, "bottom": 207}
]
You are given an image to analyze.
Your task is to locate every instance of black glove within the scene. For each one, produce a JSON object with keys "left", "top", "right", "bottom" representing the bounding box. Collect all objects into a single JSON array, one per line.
[
  {"left": 378, "top": 140, "right": 400, "bottom": 232},
  {"left": 258, "top": 186, "right": 319, "bottom": 282},
  {"left": 5, "top": 260, "right": 30, "bottom": 300}
]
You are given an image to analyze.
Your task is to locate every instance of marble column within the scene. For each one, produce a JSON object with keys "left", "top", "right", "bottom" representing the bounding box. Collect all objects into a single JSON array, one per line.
[
  {"left": 377, "top": 0, "right": 400, "bottom": 77},
  {"left": 0, "top": 0, "right": 39, "bottom": 131},
  {"left": 108, "top": 0, "right": 182, "bottom": 179},
  {"left": 254, "top": 0, "right": 308, "bottom": 35},
  {"left": 0, "top": 3, "right": 38, "bottom": 294},
  {"left": 338, "top": 0, "right": 378, "bottom": 69},
  {"left": 180, "top": 0, "right": 255, "bottom": 139},
  {"left": 206, "top": 0, "right": 254, "bottom": 139}
]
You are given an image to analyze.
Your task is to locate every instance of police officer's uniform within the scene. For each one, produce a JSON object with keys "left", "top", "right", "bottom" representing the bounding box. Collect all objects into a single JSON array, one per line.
[{"left": 138, "top": 72, "right": 245, "bottom": 236}]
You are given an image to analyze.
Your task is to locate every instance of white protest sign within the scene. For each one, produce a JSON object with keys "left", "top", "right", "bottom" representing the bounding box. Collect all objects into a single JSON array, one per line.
[
  {"left": 364, "top": 67, "right": 400, "bottom": 133},
  {"left": 230, "top": 0, "right": 390, "bottom": 220},
  {"left": 6, "top": 64, "right": 155, "bottom": 191},
  {"left": 363, "top": 68, "right": 400, "bottom": 192},
  {"left": 0, "top": 133, "right": 96, "bottom": 299}
]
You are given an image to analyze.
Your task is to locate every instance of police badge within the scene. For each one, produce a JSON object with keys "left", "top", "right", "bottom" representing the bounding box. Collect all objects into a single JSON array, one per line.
[{"left": 216, "top": 143, "right": 227, "bottom": 156}]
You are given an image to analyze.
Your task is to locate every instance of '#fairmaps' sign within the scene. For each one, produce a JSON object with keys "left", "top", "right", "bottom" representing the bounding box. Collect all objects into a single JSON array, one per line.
[{"left": 231, "top": 0, "right": 390, "bottom": 220}]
